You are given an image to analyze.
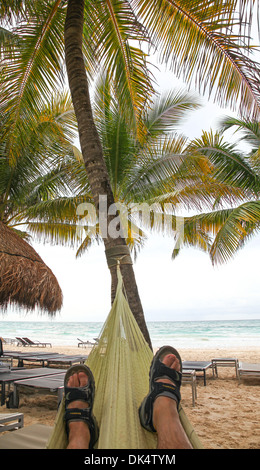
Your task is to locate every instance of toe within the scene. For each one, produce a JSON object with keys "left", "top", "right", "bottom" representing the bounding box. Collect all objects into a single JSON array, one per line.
[
  {"left": 78, "top": 371, "right": 88, "bottom": 387},
  {"left": 162, "top": 353, "right": 181, "bottom": 372},
  {"left": 67, "top": 371, "right": 89, "bottom": 388}
]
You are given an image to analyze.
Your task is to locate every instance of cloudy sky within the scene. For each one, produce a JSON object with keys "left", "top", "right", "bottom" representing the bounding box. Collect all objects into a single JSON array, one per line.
[
  {"left": 4, "top": 225, "right": 260, "bottom": 323},
  {"left": 3, "top": 60, "right": 260, "bottom": 324}
]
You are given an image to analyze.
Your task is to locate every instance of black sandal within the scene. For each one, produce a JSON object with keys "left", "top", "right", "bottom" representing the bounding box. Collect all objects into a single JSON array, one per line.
[
  {"left": 64, "top": 364, "right": 99, "bottom": 448},
  {"left": 139, "top": 346, "right": 182, "bottom": 432}
]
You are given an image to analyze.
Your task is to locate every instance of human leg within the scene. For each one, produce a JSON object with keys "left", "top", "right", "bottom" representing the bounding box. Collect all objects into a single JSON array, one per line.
[
  {"left": 139, "top": 347, "right": 192, "bottom": 449},
  {"left": 66, "top": 371, "right": 91, "bottom": 449},
  {"left": 64, "top": 365, "right": 98, "bottom": 449},
  {"left": 152, "top": 354, "right": 192, "bottom": 449}
]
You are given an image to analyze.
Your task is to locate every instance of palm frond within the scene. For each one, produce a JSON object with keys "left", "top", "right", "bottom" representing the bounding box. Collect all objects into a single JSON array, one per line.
[
  {"left": 75, "top": 223, "right": 102, "bottom": 258},
  {"left": 21, "top": 195, "right": 93, "bottom": 225},
  {"left": 84, "top": 0, "right": 154, "bottom": 136},
  {"left": 0, "top": 1, "right": 66, "bottom": 163},
  {"left": 172, "top": 200, "right": 260, "bottom": 264},
  {"left": 210, "top": 200, "right": 260, "bottom": 264},
  {"left": 188, "top": 130, "right": 260, "bottom": 194},
  {"left": 26, "top": 220, "right": 80, "bottom": 248},
  {"left": 0, "top": 26, "right": 21, "bottom": 53},
  {"left": 134, "top": 0, "right": 260, "bottom": 118},
  {"left": 144, "top": 88, "right": 201, "bottom": 137},
  {"left": 122, "top": 134, "right": 187, "bottom": 202},
  {"left": 0, "top": 1, "right": 39, "bottom": 20}
]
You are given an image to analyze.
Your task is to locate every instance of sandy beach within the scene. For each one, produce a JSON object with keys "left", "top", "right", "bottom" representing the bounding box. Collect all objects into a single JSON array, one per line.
[{"left": 1, "top": 344, "right": 260, "bottom": 449}]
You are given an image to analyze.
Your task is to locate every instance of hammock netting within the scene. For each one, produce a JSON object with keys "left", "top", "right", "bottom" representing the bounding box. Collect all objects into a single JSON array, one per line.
[{"left": 46, "top": 267, "right": 203, "bottom": 449}]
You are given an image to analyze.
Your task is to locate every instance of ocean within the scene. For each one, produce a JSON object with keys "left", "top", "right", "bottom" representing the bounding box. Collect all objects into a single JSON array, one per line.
[{"left": 1, "top": 319, "right": 260, "bottom": 350}]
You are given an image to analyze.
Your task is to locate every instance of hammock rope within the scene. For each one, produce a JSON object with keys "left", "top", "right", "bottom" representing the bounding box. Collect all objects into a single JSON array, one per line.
[{"left": 46, "top": 265, "right": 203, "bottom": 449}]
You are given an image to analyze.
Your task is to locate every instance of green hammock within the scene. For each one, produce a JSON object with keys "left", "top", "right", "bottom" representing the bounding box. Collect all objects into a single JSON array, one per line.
[{"left": 46, "top": 266, "right": 203, "bottom": 449}]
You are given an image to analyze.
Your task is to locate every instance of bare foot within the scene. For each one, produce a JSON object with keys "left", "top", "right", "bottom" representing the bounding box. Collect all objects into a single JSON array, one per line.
[{"left": 66, "top": 371, "right": 91, "bottom": 449}]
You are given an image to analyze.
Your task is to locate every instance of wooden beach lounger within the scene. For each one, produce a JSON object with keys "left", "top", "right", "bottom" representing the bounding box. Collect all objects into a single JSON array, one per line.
[
  {"left": 0, "top": 367, "right": 64, "bottom": 406},
  {"left": 12, "top": 373, "right": 65, "bottom": 407},
  {"left": 0, "top": 423, "right": 52, "bottom": 449},
  {"left": 17, "top": 353, "right": 61, "bottom": 367},
  {"left": 12, "top": 353, "right": 87, "bottom": 367},
  {"left": 77, "top": 337, "right": 97, "bottom": 348},
  {"left": 22, "top": 337, "right": 52, "bottom": 348},
  {"left": 0, "top": 412, "right": 24, "bottom": 432},
  {"left": 182, "top": 370, "right": 197, "bottom": 406},
  {"left": 8, "top": 352, "right": 60, "bottom": 367},
  {"left": 211, "top": 357, "right": 239, "bottom": 378},
  {"left": 238, "top": 362, "right": 260, "bottom": 383},
  {"left": 182, "top": 361, "right": 215, "bottom": 386},
  {"left": 46, "top": 355, "right": 88, "bottom": 366},
  {"left": 15, "top": 337, "right": 29, "bottom": 347}
]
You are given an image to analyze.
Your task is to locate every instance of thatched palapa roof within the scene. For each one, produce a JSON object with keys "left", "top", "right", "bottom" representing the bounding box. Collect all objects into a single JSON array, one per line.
[{"left": 0, "top": 221, "right": 63, "bottom": 314}]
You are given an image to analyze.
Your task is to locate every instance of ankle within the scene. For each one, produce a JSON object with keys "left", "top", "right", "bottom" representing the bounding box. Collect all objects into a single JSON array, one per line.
[
  {"left": 67, "top": 421, "right": 90, "bottom": 449},
  {"left": 153, "top": 396, "right": 178, "bottom": 431}
]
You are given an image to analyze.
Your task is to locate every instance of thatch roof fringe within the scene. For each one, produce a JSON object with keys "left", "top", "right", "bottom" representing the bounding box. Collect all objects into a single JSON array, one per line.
[{"left": 0, "top": 221, "right": 63, "bottom": 314}]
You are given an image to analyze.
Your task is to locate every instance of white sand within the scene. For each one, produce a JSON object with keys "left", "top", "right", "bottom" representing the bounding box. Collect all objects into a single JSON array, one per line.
[{"left": 1, "top": 344, "right": 260, "bottom": 449}]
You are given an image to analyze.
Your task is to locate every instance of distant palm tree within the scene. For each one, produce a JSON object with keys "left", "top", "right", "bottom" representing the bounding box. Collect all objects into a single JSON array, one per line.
[
  {"left": 25, "top": 79, "right": 204, "bottom": 251},
  {"left": 172, "top": 121, "right": 260, "bottom": 265},
  {"left": 0, "top": 90, "right": 79, "bottom": 238},
  {"left": 26, "top": 79, "right": 253, "bottom": 275}
]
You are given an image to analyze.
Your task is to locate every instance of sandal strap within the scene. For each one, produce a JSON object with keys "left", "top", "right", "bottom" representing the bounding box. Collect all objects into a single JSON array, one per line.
[
  {"left": 142, "top": 382, "right": 181, "bottom": 432},
  {"left": 152, "top": 362, "right": 182, "bottom": 385},
  {"left": 153, "top": 381, "right": 181, "bottom": 403},
  {"left": 64, "top": 408, "right": 98, "bottom": 449},
  {"left": 65, "top": 407, "right": 91, "bottom": 423},
  {"left": 64, "top": 386, "right": 93, "bottom": 408}
]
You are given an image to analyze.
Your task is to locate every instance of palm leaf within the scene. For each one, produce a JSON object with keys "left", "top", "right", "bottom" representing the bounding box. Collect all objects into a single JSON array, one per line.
[
  {"left": 144, "top": 88, "right": 201, "bottom": 137},
  {"left": 0, "top": 1, "right": 66, "bottom": 163},
  {"left": 220, "top": 116, "right": 260, "bottom": 165},
  {"left": 187, "top": 130, "right": 260, "bottom": 194},
  {"left": 27, "top": 220, "right": 80, "bottom": 248},
  {"left": 172, "top": 201, "right": 260, "bottom": 264},
  {"left": 84, "top": 0, "right": 154, "bottom": 135},
  {"left": 133, "top": 0, "right": 260, "bottom": 118},
  {"left": 210, "top": 201, "right": 260, "bottom": 264}
]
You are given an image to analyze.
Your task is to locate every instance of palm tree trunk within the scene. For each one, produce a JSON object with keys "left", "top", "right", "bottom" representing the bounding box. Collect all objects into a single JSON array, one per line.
[{"left": 64, "top": 0, "right": 152, "bottom": 349}]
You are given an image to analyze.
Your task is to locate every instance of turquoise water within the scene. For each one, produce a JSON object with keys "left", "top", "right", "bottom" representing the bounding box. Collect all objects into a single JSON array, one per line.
[{"left": 1, "top": 319, "right": 260, "bottom": 349}]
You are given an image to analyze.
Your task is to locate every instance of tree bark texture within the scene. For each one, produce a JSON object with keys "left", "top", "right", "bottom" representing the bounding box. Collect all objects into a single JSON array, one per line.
[{"left": 64, "top": 0, "right": 152, "bottom": 349}]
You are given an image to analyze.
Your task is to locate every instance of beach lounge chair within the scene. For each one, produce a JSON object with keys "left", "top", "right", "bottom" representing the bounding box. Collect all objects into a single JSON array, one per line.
[
  {"left": 182, "top": 370, "right": 197, "bottom": 406},
  {"left": 22, "top": 337, "right": 52, "bottom": 348},
  {"left": 2, "top": 337, "right": 17, "bottom": 345},
  {"left": 15, "top": 352, "right": 60, "bottom": 367},
  {"left": 0, "top": 357, "right": 12, "bottom": 371},
  {"left": 0, "top": 367, "right": 64, "bottom": 406},
  {"left": 0, "top": 423, "right": 52, "bottom": 449},
  {"left": 211, "top": 357, "right": 239, "bottom": 378},
  {"left": 12, "top": 373, "right": 65, "bottom": 407},
  {"left": 182, "top": 361, "right": 215, "bottom": 386},
  {"left": 238, "top": 362, "right": 260, "bottom": 383},
  {"left": 46, "top": 354, "right": 88, "bottom": 366},
  {"left": 16, "top": 337, "right": 29, "bottom": 347},
  {"left": 77, "top": 338, "right": 97, "bottom": 348},
  {"left": 0, "top": 412, "right": 24, "bottom": 432}
]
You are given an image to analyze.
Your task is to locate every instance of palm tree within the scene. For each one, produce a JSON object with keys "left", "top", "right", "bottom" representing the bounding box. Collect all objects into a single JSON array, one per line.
[
  {"left": 0, "top": 89, "right": 79, "bottom": 237},
  {"left": 64, "top": 0, "right": 260, "bottom": 346},
  {"left": 1, "top": 0, "right": 260, "bottom": 345},
  {"left": 22, "top": 81, "right": 201, "bottom": 289},
  {"left": 172, "top": 122, "right": 260, "bottom": 265}
]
